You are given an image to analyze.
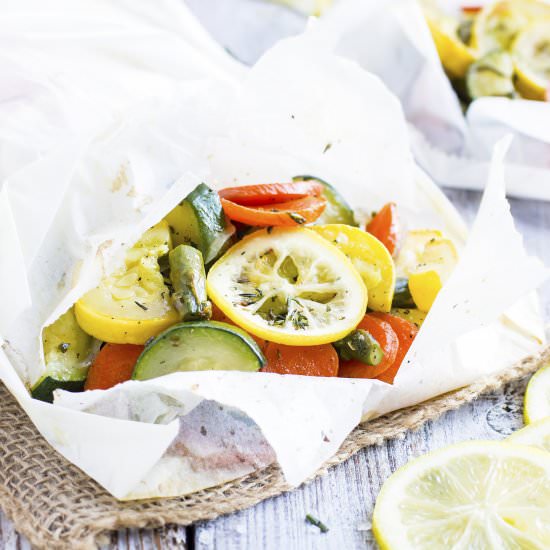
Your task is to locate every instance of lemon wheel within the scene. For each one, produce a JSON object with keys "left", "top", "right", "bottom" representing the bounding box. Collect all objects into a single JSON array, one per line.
[
  {"left": 373, "top": 440, "right": 550, "bottom": 549},
  {"left": 206, "top": 227, "right": 367, "bottom": 345},
  {"left": 508, "top": 417, "right": 550, "bottom": 452},
  {"left": 524, "top": 363, "right": 550, "bottom": 424}
]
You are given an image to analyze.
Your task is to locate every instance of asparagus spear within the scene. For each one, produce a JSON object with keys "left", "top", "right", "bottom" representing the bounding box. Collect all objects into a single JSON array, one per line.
[
  {"left": 169, "top": 244, "right": 212, "bottom": 321},
  {"left": 333, "top": 329, "right": 383, "bottom": 366}
]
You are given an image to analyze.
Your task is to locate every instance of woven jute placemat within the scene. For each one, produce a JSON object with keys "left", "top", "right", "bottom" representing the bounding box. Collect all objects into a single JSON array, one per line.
[{"left": 1, "top": 346, "right": 548, "bottom": 550}]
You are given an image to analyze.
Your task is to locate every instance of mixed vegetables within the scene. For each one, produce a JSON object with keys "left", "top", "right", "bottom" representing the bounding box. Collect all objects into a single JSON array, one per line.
[
  {"left": 33, "top": 178, "right": 458, "bottom": 402},
  {"left": 423, "top": 0, "right": 550, "bottom": 104}
]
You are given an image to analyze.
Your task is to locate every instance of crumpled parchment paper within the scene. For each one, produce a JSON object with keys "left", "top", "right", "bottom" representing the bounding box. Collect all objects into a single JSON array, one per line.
[
  {"left": 315, "top": 0, "right": 550, "bottom": 199},
  {"left": 0, "top": 0, "right": 547, "bottom": 500}
]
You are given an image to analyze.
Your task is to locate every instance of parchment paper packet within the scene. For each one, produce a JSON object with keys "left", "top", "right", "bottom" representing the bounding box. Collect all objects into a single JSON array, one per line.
[
  {"left": 0, "top": 7, "right": 547, "bottom": 500},
  {"left": 316, "top": 0, "right": 550, "bottom": 199},
  {"left": 0, "top": 0, "right": 244, "bottom": 188}
]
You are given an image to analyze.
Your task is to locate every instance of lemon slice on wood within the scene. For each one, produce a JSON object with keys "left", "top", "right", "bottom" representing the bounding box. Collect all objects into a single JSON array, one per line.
[
  {"left": 508, "top": 417, "right": 550, "bottom": 452},
  {"left": 373, "top": 440, "right": 550, "bottom": 549},
  {"left": 524, "top": 363, "right": 550, "bottom": 424}
]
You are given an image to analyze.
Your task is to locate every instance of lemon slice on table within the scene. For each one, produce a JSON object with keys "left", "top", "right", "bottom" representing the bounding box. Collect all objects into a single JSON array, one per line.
[
  {"left": 524, "top": 363, "right": 550, "bottom": 423},
  {"left": 206, "top": 227, "right": 367, "bottom": 345},
  {"left": 512, "top": 21, "right": 550, "bottom": 101},
  {"left": 395, "top": 230, "right": 458, "bottom": 312},
  {"left": 424, "top": 11, "right": 477, "bottom": 79},
  {"left": 508, "top": 418, "right": 550, "bottom": 451},
  {"left": 373, "top": 440, "right": 550, "bottom": 549},
  {"left": 311, "top": 225, "right": 395, "bottom": 313}
]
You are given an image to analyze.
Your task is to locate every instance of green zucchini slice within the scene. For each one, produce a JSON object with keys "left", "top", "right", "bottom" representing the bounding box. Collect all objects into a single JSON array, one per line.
[
  {"left": 391, "top": 278, "right": 416, "bottom": 309},
  {"left": 293, "top": 175, "right": 357, "bottom": 226},
  {"left": 164, "top": 183, "right": 235, "bottom": 264},
  {"left": 390, "top": 308, "right": 427, "bottom": 329},
  {"left": 32, "top": 308, "right": 100, "bottom": 402},
  {"left": 132, "top": 321, "right": 266, "bottom": 381}
]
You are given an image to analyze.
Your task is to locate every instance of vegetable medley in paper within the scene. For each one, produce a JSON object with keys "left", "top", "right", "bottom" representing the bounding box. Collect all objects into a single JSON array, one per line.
[{"left": 0, "top": 0, "right": 547, "bottom": 499}]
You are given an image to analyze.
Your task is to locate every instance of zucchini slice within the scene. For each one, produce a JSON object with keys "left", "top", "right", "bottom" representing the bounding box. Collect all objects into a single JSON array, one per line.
[
  {"left": 466, "top": 50, "right": 515, "bottom": 100},
  {"left": 293, "top": 175, "right": 357, "bottom": 226},
  {"left": 32, "top": 308, "right": 100, "bottom": 402},
  {"left": 390, "top": 307, "right": 427, "bottom": 329},
  {"left": 132, "top": 321, "right": 266, "bottom": 381},
  {"left": 391, "top": 278, "right": 416, "bottom": 309},
  {"left": 164, "top": 183, "right": 235, "bottom": 264}
]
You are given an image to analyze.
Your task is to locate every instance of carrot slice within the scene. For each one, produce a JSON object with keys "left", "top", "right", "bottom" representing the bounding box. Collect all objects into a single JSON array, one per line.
[
  {"left": 221, "top": 196, "right": 326, "bottom": 227},
  {"left": 211, "top": 304, "right": 267, "bottom": 350},
  {"left": 219, "top": 182, "right": 323, "bottom": 206},
  {"left": 214, "top": 303, "right": 337, "bottom": 376},
  {"left": 84, "top": 343, "right": 144, "bottom": 390},
  {"left": 262, "top": 342, "right": 338, "bottom": 377},
  {"left": 370, "top": 313, "right": 418, "bottom": 384},
  {"left": 338, "top": 315, "right": 399, "bottom": 379},
  {"left": 366, "top": 202, "right": 399, "bottom": 256}
]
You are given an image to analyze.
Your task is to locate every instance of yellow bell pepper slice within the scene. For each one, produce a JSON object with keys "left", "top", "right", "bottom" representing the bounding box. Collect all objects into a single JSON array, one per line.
[{"left": 408, "top": 270, "right": 443, "bottom": 312}]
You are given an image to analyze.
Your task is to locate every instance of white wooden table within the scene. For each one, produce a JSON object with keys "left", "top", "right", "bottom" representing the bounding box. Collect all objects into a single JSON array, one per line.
[{"left": 2, "top": 2, "right": 549, "bottom": 548}]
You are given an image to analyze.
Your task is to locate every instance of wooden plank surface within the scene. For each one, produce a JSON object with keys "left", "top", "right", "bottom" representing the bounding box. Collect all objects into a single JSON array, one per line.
[{"left": 2, "top": 2, "right": 550, "bottom": 548}]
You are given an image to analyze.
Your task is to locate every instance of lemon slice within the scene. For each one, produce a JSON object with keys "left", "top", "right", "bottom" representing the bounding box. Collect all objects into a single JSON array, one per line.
[
  {"left": 373, "top": 440, "right": 550, "bottom": 549},
  {"left": 512, "top": 20, "right": 550, "bottom": 100},
  {"left": 524, "top": 363, "right": 550, "bottom": 424},
  {"left": 508, "top": 418, "right": 550, "bottom": 452},
  {"left": 206, "top": 227, "right": 367, "bottom": 345},
  {"left": 311, "top": 225, "right": 395, "bottom": 313},
  {"left": 424, "top": 11, "right": 477, "bottom": 79}
]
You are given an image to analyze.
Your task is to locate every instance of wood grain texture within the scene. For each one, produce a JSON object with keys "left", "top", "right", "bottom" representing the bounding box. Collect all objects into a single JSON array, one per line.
[{"left": 192, "top": 379, "right": 529, "bottom": 550}]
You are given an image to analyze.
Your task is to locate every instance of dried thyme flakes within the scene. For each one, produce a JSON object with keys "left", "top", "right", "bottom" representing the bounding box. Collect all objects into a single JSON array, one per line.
[{"left": 237, "top": 288, "right": 263, "bottom": 306}]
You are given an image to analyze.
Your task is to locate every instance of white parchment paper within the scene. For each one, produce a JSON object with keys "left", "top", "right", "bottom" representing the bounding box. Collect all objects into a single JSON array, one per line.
[
  {"left": 317, "top": 0, "right": 550, "bottom": 199},
  {"left": 0, "top": 0, "right": 547, "bottom": 500}
]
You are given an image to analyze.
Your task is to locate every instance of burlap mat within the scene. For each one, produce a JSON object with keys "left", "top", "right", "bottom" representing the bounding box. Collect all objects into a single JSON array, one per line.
[{"left": 1, "top": 347, "right": 548, "bottom": 550}]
